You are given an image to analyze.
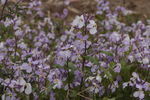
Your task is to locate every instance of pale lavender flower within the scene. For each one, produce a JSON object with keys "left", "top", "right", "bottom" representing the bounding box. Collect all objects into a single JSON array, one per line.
[
  {"left": 87, "top": 20, "right": 97, "bottom": 35},
  {"left": 114, "top": 63, "right": 121, "bottom": 73},
  {"left": 109, "top": 32, "right": 121, "bottom": 42},
  {"left": 53, "top": 79, "right": 63, "bottom": 89},
  {"left": 142, "top": 57, "right": 149, "bottom": 64},
  {"left": 25, "top": 83, "right": 32, "bottom": 95},
  {"left": 71, "top": 15, "right": 85, "bottom": 28},
  {"left": 133, "top": 90, "right": 145, "bottom": 99},
  {"left": 20, "top": 63, "right": 32, "bottom": 73}
]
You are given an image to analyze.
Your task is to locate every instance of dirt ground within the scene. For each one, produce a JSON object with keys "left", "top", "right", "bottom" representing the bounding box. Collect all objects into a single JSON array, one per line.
[
  {"left": 45, "top": 0, "right": 150, "bottom": 18},
  {"left": 1, "top": 0, "right": 150, "bottom": 19},
  {"left": 109, "top": 0, "right": 150, "bottom": 17}
]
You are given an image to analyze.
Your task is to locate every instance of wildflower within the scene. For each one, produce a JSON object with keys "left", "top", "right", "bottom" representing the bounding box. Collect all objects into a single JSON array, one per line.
[
  {"left": 123, "top": 82, "right": 128, "bottom": 89},
  {"left": 0, "top": 42, "right": 4, "bottom": 49},
  {"left": 17, "top": 77, "right": 26, "bottom": 93},
  {"left": 25, "top": 83, "right": 32, "bottom": 95},
  {"left": 122, "top": 34, "right": 130, "bottom": 45},
  {"left": 132, "top": 72, "right": 139, "bottom": 79},
  {"left": 71, "top": 15, "right": 85, "bottom": 28},
  {"left": 85, "top": 76, "right": 95, "bottom": 81},
  {"left": 109, "top": 32, "right": 121, "bottom": 42},
  {"left": 142, "top": 57, "right": 149, "bottom": 64},
  {"left": 89, "top": 85, "right": 99, "bottom": 93},
  {"left": 133, "top": 90, "right": 145, "bottom": 99},
  {"left": 53, "top": 79, "right": 62, "bottom": 89},
  {"left": 87, "top": 20, "right": 97, "bottom": 35},
  {"left": 59, "top": 50, "right": 71, "bottom": 59},
  {"left": 20, "top": 63, "right": 32, "bottom": 73},
  {"left": 1, "top": 94, "right": 5, "bottom": 100},
  {"left": 128, "top": 55, "right": 134, "bottom": 63},
  {"left": 4, "top": 18, "right": 13, "bottom": 27},
  {"left": 16, "top": 77, "right": 32, "bottom": 94},
  {"left": 15, "top": 29, "right": 23, "bottom": 36},
  {"left": 96, "top": 75, "right": 102, "bottom": 82},
  {"left": 114, "top": 63, "right": 121, "bottom": 73}
]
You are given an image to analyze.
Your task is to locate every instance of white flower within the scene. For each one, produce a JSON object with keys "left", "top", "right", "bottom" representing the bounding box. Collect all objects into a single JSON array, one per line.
[
  {"left": 89, "top": 86, "right": 99, "bottom": 93},
  {"left": 71, "top": 15, "right": 85, "bottom": 28},
  {"left": 17, "top": 77, "right": 26, "bottom": 92},
  {"left": 0, "top": 42, "right": 4, "bottom": 49},
  {"left": 25, "top": 83, "right": 32, "bottom": 95},
  {"left": 15, "top": 29, "right": 23, "bottom": 36},
  {"left": 132, "top": 72, "right": 139, "bottom": 79},
  {"left": 87, "top": 20, "right": 97, "bottom": 35},
  {"left": 85, "top": 76, "right": 95, "bottom": 81},
  {"left": 60, "top": 35, "right": 67, "bottom": 42},
  {"left": 142, "top": 57, "right": 149, "bottom": 64},
  {"left": 128, "top": 55, "right": 134, "bottom": 63},
  {"left": 16, "top": 77, "right": 32, "bottom": 94},
  {"left": 4, "top": 18, "right": 13, "bottom": 27},
  {"left": 133, "top": 90, "right": 145, "bottom": 99},
  {"left": 123, "top": 82, "right": 128, "bottom": 89},
  {"left": 1, "top": 94, "right": 5, "bottom": 100},
  {"left": 96, "top": 75, "right": 102, "bottom": 82},
  {"left": 94, "top": 88, "right": 99, "bottom": 93},
  {"left": 135, "top": 53, "right": 142, "bottom": 58},
  {"left": 122, "top": 9, "right": 133, "bottom": 16},
  {"left": 17, "top": 77, "right": 26, "bottom": 86},
  {"left": 53, "top": 79, "right": 62, "bottom": 89}
]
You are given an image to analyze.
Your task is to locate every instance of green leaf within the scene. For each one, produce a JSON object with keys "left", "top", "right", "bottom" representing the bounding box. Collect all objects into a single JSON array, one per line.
[
  {"left": 68, "top": 62, "right": 77, "bottom": 71},
  {"left": 100, "top": 51, "right": 113, "bottom": 56},
  {"left": 100, "top": 67, "right": 113, "bottom": 82},
  {"left": 70, "top": 90, "right": 77, "bottom": 98},
  {"left": 95, "top": 15, "right": 105, "bottom": 21},
  {"left": 84, "top": 56, "right": 99, "bottom": 65},
  {"left": 109, "top": 62, "right": 116, "bottom": 68},
  {"left": 53, "top": 64, "right": 63, "bottom": 68}
]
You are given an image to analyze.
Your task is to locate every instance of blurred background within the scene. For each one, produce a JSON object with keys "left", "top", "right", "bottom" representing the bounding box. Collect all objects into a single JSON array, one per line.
[
  {"left": 43, "top": 0, "right": 150, "bottom": 17},
  {"left": 6, "top": 0, "right": 150, "bottom": 17}
]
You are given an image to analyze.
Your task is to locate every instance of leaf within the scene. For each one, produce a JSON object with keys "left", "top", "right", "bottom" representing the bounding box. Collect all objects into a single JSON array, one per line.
[
  {"left": 120, "top": 59, "right": 134, "bottom": 81},
  {"left": 84, "top": 56, "right": 99, "bottom": 65},
  {"left": 68, "top": 62, "right": 77, "bottom": 71},
  {"left": 100, "top": 67, "right": 113, "bottom": 82},
  {"left": 100, "top": 51, "right": 113, "bottom": 56},
  {"left": 53, "top": 64, "right": 63, "bottom": 68},
  {"left": 95, "top": 15, "right": 105, "bottom": 21},
  {"left": 109, "top": 62, "right": 116, "bottom": 68},
  {"left": 70, "top": 90, "right": 77, "bottom": 98}
]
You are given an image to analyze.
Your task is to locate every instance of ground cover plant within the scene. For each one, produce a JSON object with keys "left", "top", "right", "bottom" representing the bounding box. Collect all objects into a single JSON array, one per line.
[{"left": 0, "top": 0, "right": 150, "bottom": 100}]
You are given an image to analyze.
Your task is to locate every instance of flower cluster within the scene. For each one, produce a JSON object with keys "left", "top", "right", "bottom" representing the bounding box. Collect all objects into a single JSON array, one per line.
[{"left": 0, "top": 0, "right": 149, "bottom": 100}]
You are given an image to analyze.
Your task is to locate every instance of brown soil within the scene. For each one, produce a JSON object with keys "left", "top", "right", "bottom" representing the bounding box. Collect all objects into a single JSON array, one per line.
[
  {"left": 1, "top": 0, "right": 150, "bottom": 19},
  {"left": 109, "top": 0, "right": 150, "bottom": 17},
  {"left": 44, "top": 0, "right": 150, "bottom": 18}
]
